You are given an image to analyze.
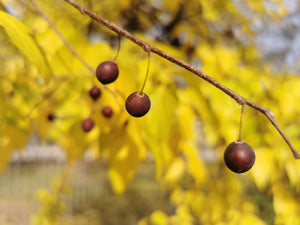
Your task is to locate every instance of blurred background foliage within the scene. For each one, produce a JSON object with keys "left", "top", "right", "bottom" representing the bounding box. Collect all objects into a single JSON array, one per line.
[{"left": 1, "top": 0, "right": 300, "bottom": 224}]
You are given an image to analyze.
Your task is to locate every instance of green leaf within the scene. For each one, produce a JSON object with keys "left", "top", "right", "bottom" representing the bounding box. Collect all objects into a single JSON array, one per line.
[{"left": 0, "top": 11, "right": 52, "bottom": 83}]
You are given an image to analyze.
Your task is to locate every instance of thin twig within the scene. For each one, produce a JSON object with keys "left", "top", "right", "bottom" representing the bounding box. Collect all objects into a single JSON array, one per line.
[
  {"left": 29, "top": 0, "right": 94, "bottom": 73},
  {"left": 29, "top": 0, "right": 123, "bottom": 110},
  {"left": 63, "top": 0, "right": 300, "bottom": 159}
]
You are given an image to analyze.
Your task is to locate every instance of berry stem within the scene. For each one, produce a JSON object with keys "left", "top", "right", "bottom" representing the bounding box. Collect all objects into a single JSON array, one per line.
[
  {"left": 238, "top": 103, "right": 245, "bottom": 141},
  {"left": 140, "top": 50, "right": 151, "bottom": 93},
  {"left": 113, "top": 34, "right": 121, "bottom": 61}
]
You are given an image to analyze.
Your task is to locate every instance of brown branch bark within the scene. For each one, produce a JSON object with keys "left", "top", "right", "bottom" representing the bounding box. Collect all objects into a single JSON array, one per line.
[{"left": 63, "top": 0, "right": 300, "bottom": 159}]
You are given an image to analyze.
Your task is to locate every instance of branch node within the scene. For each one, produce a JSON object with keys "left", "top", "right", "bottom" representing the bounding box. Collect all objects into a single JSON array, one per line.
[
  {"left": 265, "top": 108, "right": 275, "bottom": 120},
  {"left": 78, "top": 5, "right": 86, "bottom": 14},
  {"left": 293, "top": 152, "right": 300, "bottom": 159},
  {"left": 142, "top": 43, "right": 151, "bottom": 53},
  {"left": 234, "top": 95, "right": 245, "bottom": 105},
  {"left": 269, "top": 110, "right": 275, "bottom": 119}
]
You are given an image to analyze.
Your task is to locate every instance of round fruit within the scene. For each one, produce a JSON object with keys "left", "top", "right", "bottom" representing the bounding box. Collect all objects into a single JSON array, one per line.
[
  {"left": 96, "top": 61, "right": 119, "bottom": 84},
  {"left": 81, "top": 118, "right": 94, "bottom": 132},
  {"left": 224, "top": 140, "right": 255, "bottom": 173},
  {"left": 47, "top": 113, "right": 55, "bottom": 122},
  {"left": 125, "top": 91, "right": 151, "bottom": 117},
  {"left": 102, "top": 106, "right": 113, "bottom": 118},
  {"left": 89, "top": 86, "right": 101, "bottom": 101}
]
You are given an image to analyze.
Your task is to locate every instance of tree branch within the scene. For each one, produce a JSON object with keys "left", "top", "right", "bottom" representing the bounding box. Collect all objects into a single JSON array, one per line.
[
  {"left": 63, "top": 0, "right": 300, "bottom": 159},
  {"left": 29, "top": 0, "right": 94, "bottom": 74},
  {"left": 29, "top": 0, "right": 123, "bottom": 110}
]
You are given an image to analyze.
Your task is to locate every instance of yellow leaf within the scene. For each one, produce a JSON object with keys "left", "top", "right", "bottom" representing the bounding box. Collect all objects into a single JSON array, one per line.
[
  {"left": 142, "top": 85, "right": 178, "bottom": 178},
  {"left": 201, "top": 2, "right": 218, "bottom": 21},
  {"left": 272, "top": 184, "right": 300, "bottom": 225},
  {"left": 144, "top": 85, "right": 178, "bottom": 140},
  {"left": 0, "top": 136, "right": 14, "bottom": 172},
  {"left": 251, "top": 148, "right": 275, "bottom": 189},
  {"left": 164, "top": 157, "right": 185, "bottom": 185},
  {"left": 3, "top": 121, "right": 30, "bottom": 150},
  {"left": 170, "top": 205, "right": 194, "bottom": 225},
  {"left": 247, "top": 0, "right": 265, "bottom": 12},
  {"left": 107, "top": 132, "right": 145, "bottom": 193},
  {"left": 238, "top": 213, "right": 266, "bottom": 225},
  {"left": 138, "top": 218, "right": 149, "bottom": 225},
  {"left": 148, "top": 141, "right": 173, "bottom": 179},
  {"left": 162, "top": 0, "right": 181, "bottom": 11},
  {"left": 285, "top": 158, "right": 300, "bottom": 187},
  {"left": 175, "top": 104, "right": 195, "bottom": 141},
  {"left": 0, "top": 0, "right": 7, "bottom": 4},
  {"left": 170, "top": 188, "right": 186, "bottom": 205},
  {"left": 182, "top": 143, "right": 207, "bottom": 185},
  {"left": 149, "top": 210, "right": 169, "bottom": 225},
  {"left": 0, "top": 11, "right": 52, "bottom": 83}
]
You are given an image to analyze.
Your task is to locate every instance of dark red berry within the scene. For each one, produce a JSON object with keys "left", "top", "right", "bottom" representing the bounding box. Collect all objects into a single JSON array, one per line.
[
  {"left": 81, "top": 118, "right": 94, "bottom": 132},
  {"left": 47, "top": 113, "right": 55, "bottom": 122},
  {"left": 125, "top": 91, "right": 151, "bottom": 117},
  {"left": 224, "top": 140, "right": 255, "bottom": 173},
  {"left": 89, "top": 86, "right": 101, "bottom": 101},
  {"left": 102, "top": 106, "right": 113, "bottom": 118},
  {"left": 96, "top": 61, "right": 119, "bottom": 84}
]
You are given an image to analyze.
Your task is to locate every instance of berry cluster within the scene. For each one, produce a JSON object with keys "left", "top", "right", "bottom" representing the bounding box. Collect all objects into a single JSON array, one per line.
[
  {"left": 47, "top": 43, "right": 258, "bottom": 175},
  {"left": 81, "top": 85, "right": 115, "bottom": 132},
  {"left": 77, "top": 34, "right": 151, "bottom": 132},
  {"left": 47, "top": 51, "right": 151, "bottom": 133},
  {"left": 96, "top": 56, "right": 151, "bottom": 118}
]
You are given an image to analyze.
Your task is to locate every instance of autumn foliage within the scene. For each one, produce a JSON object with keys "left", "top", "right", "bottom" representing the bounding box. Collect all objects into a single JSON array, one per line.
[{"left": 1, "top": 0, "right": 300, "bottom": 224}]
